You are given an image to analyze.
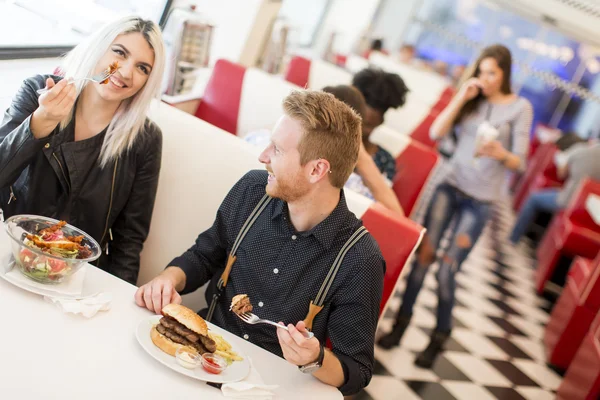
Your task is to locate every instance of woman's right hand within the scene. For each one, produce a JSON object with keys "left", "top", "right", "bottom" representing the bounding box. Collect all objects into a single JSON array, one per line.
[
  {"left": 30, "top": 78, "right": 77, "bottom": 139},
  {"left": 37, "top": 78, "right": 77, "bottom": 121},
  {"left": 458, "top": 78, "right": 482, "bottom": 102}
]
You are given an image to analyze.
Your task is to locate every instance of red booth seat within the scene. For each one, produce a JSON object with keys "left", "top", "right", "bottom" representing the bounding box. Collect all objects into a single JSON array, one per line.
[
  {"left": 535, "top": 178, "right": 600, "bottom": 294},
  {"left": 283, "top": 55, "right": 352, "bottom": 91},
  {"left": 370, "top": 125, "right": 440, "bottom": 217},
  {"left": 556, "top": 311, "right": 600, "bottom": 400},
  {"left": 545, "top": 254, "right": 600, "bottom": 369},
  {"left": 513, "top": 143, "right": 564, "bottom": 211}
]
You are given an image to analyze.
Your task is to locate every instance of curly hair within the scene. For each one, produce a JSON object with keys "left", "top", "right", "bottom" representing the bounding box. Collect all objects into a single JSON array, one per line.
[{"left": 352, "top": 68, "right": 409, "bottom": 114}]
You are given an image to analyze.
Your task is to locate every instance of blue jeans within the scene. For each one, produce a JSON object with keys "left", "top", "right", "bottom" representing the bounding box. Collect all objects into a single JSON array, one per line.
[
  {"left": 509, "top": 189, "right": 561, "bottom": 244},
  {"left": 399, "top": 183, "right": 492, "bottom": 332}
]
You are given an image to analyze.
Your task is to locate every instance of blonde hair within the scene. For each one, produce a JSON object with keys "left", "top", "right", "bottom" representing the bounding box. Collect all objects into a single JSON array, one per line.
[
  {"left": 59, "top": 16, "right": 165, "bottom": 167},
  {"left": 283, "top": 90, "right": 362, "bottom": 188}
]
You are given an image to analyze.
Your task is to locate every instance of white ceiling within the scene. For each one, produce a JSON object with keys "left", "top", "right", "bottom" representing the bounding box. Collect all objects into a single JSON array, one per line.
[{"left": 489, "top": 0, "right": 600, "bottom": 47}]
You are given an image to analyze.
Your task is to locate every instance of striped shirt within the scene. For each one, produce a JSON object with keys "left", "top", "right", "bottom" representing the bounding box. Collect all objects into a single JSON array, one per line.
[{"left": 443, "top": 97, "right": 533, "bottom": 202}]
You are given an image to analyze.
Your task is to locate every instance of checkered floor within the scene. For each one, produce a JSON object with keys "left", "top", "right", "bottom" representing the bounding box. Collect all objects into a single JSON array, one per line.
[{"left": 356, "top": 164, "right": 562, "bottom": 400}]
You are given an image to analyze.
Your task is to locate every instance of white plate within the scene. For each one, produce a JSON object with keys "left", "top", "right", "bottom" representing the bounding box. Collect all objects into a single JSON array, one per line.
[
  {"left": 135, "top": 315, "right": 251, "bottom": 384},
  {"left": 0, "top": 260, "right": 96, "bottom": 299}
]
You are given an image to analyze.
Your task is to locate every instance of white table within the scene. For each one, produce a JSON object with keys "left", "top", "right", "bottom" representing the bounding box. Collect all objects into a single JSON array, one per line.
[
  {"left": 586, "top": 194, "right": 600, "bottom": 225},
  {"left": 0, "top": 266, "right": 341, "bottom": 400}
]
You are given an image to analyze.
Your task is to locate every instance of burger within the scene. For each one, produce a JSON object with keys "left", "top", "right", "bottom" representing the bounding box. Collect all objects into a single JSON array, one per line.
[
  {"left": 230, "top": 294, "right": 253, "bottom": 315},
  {"left": 151, "top": 304, "right": 217, "bottom": 356}
]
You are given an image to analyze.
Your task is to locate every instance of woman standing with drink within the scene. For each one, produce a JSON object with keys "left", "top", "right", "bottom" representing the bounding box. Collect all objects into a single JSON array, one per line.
[{"left": 378, "top": 44, "right": 533, "bottom": 367}]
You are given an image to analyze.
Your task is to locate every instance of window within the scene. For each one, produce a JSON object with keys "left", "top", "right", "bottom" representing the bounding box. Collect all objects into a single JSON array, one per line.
[{"left": 0, "top": 0, "right": 171, "bottom": 58}]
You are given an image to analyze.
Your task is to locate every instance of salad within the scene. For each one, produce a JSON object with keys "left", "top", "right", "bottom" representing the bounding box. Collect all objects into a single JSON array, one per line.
[{"left": 19, "top": 221, "right": 93, "bottom": 281}]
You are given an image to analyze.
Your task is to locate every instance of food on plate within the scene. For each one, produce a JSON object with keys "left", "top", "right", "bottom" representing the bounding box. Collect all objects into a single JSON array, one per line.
[
  {"left": 230, "top": 294, "right": 253, "bottom": 315},
  {"left": 18, "top": 220, "right": 94, "bottom": 281},
  {"left": 100, "top": 61, "right": 119, "bottom": 84},
  {"left": 207, "top": 331, "right": 243, "bottom": 364},
  {"left": 151, "top": 304, "right": 218, "bottom": 357},
  {"left": 201, "top": 353, "right": 227, "bottom": 374},
  {"left": 24, "top": 220, "right": 93, "bottom": 259},
  {"left": 175, "top": 347, "right": 200, "bottom": 369}
]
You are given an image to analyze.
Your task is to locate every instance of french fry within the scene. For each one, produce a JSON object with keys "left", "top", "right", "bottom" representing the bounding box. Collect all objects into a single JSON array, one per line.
[
  {"left": 208, "top": 332, "right": 243, "bottom": 361},
  {"left": 216, "top": 349, "right": 243, "bottom": 361}
]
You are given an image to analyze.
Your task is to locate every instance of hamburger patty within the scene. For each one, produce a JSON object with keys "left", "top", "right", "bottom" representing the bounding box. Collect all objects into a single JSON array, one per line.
[
  {"left": 160, "top": 317, "right": 200, "bottom": 342},
  {"left": 199, "top": 335, "right": 217, "bottom": 353},
  {"left": 156, "top": 323, "right": 208, "bottom": 354},
  {"left": 159, "top": 316, "right": 217, "bottom": 353}
]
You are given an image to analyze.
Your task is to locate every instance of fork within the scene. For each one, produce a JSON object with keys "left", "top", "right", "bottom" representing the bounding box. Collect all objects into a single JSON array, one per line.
[
  {"left": 36, "top": 69, "right": 115, "bottom": 95},
  {"left": 236, "top": 312, "right": 315, "bottom": 339}
]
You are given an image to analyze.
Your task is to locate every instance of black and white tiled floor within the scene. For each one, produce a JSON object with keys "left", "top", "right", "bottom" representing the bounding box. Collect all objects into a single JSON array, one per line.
[{"left": 357, "top": 165, "right": 562, "bottom": 400}]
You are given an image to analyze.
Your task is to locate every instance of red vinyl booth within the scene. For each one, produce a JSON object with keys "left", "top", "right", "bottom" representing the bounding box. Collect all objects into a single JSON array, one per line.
[
  {"left": 193, "top": 59, "right": 246, "bottom": 135},
  {"left": 535, "top": 178, "right": 600, "bottom": 294},
  {"left": 556, "top": 311, "right": 600, "bottom": 400},
  {"left": 408, "top": 111, "right": 440, "bottom": 149},
  {"left": 513, "top": 143, "right": 564, "bottom": 211},
  {"left": 363, "top": 203, "right": 425, "bottom": 313},
  {"left": 284, "top": 55, "right": 311, "bottom": 88},
  {"left": 545, "top": 254, "right": 600, "bottom": 370},
  {"left": 393, "top": 140, "right": 439, "bottom": 217}
]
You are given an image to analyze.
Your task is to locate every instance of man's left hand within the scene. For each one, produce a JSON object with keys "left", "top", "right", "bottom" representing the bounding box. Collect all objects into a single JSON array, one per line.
[{"left": 277, "top": 321, "right": 321, "bottom": 366}]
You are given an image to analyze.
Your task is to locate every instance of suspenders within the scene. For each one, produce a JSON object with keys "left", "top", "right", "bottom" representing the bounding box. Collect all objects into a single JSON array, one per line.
[
  {"left": 206, "top": 193, "right": 272, "bottom": 322},
  {"left": 205, "top": 193, "right": 369, "bottom": 332},
  {"left": 303, "top": 225, "right": 368, "bottom": 330}
]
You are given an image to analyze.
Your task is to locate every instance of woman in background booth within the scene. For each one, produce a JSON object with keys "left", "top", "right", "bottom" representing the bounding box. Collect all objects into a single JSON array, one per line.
[
  {"left": 0, "top": 16, "right": 166, "bottom": 284},
  {"left": 244, "top": 85, "right": 405, "bottom": 216},
  {"left": 352, "top": 68, "right": 409, "bottom": 181},
  {"left": 378, "top": 44, "right": 533, "bottom": 367},
  {"left": 322, "top": 85, "right": 404, "bottom": 216}
]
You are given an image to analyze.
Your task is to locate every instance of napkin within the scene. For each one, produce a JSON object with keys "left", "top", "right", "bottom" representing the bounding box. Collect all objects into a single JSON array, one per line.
[
  {"left": 44, "top": 292, "right": 113, "bottom": 318},
  {"left": 7, "top": 265, "right": 87, "bottom": 296},
  {"left": 222, "top": 358, "right": 278, "bottom": 399}
]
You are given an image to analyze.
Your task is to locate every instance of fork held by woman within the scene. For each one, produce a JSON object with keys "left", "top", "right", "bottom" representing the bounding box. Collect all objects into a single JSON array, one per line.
[{"left": 36, "top": 69, "right": 114, "bottom": 95}]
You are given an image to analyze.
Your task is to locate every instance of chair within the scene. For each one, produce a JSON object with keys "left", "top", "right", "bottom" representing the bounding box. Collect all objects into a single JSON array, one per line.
[
  {"left": 545, "top": 254, "right": 600, "bottom": 370},
  {"left": 535, "top": 178, "right": 600, "bottom": 294}
]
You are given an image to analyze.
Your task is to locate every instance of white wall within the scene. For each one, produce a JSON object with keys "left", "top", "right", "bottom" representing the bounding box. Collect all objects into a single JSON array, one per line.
[
  {"left": 370, "top": 0, "right": 420, "bottom": 51},
  {"left": 277, "top": 0, "right": 329, "bottom": 47},
  {"left": 172, "top": 0, "right": 278, "bottom": 66},
  {"left": 0, "top": 58, "right": 60, "bottom": 113},
  {"left": 313, "top": 0, "right": 381, "bottom": 56}
]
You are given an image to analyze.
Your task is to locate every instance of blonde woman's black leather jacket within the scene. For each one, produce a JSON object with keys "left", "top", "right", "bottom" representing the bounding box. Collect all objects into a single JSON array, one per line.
[{"left": 0, "top": 74, "right": 162, "bottom": 284}]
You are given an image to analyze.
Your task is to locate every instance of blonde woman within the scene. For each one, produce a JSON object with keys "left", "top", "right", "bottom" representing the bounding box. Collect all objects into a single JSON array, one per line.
[{"left": 0, "top": 16, "right": 166, "bottom": 284}]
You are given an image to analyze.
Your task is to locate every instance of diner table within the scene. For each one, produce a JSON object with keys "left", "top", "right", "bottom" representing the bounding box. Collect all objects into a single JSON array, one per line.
[{"left": 0, "top": 233, "right": 341, "bottom": 399}]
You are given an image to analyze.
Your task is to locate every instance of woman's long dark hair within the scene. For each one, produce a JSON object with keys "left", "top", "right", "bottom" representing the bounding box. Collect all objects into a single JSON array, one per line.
[{"left": 455, "top": 44, "right": 513, "bottom": 125}]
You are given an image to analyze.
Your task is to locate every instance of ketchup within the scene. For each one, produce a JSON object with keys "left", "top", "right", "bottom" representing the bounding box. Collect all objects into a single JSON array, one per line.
[{"left": 203, "top": 358, "right": 223, "bottom": 374}]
